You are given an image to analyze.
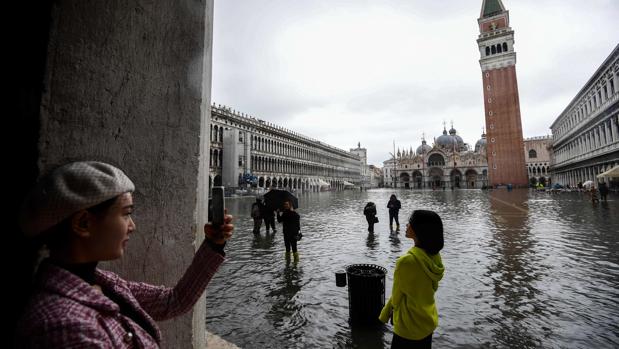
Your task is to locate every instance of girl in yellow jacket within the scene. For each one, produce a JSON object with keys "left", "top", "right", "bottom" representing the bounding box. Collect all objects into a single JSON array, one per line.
[{"left": 379, "top": 210, "right": 445, "bottom": 348}]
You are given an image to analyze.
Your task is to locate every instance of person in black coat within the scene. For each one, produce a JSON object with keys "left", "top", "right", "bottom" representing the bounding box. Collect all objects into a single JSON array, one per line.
[
  {"left": 262, "top": 203, "right": 277, "bottom": 233},
  {"left": 387, "top": 194, "right": 401, "bottom": 231},
  {"left": 599, "top": 182, "right": 609, "bottom": 201},
  {"left": 277, "top": 201, "right": 300, "bottom": 262},
  {"left": 250, "top": 198, "right": 264, "bottom": 234},
  {"left": 363, "top": 202, "right": 377, "bottom": 233}
]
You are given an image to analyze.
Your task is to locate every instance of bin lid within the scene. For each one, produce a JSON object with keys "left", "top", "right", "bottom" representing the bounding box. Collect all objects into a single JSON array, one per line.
[{"left": 346, "top": 264, "right": 387, "bottom": 277}]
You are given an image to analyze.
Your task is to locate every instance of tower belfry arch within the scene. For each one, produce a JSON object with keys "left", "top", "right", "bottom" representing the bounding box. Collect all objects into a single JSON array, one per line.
[{"left": 476, "top": 0, "right": 528, "bottom": 186}]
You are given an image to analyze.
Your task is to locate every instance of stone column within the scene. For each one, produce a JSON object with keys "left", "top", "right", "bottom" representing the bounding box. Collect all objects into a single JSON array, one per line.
[{"left": 38, "top": 1, "right": 214, "bottom": 348}]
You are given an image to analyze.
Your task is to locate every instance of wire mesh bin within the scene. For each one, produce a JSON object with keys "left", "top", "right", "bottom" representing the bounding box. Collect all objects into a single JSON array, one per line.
[{"left": 345, "top": 264, "right": 387, "bottom": 325}]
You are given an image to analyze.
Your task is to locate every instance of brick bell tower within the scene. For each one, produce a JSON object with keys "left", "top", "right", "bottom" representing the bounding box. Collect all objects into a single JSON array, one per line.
[{"left": 477, "top": 0, "right": 528, "bottom": 187}]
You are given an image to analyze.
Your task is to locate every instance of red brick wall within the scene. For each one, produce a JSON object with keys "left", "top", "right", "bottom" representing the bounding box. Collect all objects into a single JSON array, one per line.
[
  {"left": 480, "top": 17, "right": 507, "bottom": 32},
  {"left": 482, "top": 66, "right": 529, "bottom": 186}
]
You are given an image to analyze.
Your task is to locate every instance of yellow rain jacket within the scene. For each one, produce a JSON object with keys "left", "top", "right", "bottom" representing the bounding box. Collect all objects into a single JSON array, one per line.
[{"left": 379, "top": 246, "right": 444, "bottom": 340}]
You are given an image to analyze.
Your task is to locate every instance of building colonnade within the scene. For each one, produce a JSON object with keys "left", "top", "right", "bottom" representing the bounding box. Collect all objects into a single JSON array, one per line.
[
  {"left": 209, "top": 104, "right": 361, "bottom": 192},
  {"left": 550, "top": 46, "right": 619, "bottom": 187}
]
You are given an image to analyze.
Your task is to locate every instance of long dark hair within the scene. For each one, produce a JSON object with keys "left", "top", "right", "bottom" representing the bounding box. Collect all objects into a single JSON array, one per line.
[{"left": 409, "top": 210, "right": 444, "bottom": 255}]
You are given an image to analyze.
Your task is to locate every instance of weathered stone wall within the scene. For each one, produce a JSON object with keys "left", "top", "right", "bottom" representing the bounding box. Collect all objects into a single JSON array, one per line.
[{"left": 37, "top": 1, "right": 213, "bottom": 347}]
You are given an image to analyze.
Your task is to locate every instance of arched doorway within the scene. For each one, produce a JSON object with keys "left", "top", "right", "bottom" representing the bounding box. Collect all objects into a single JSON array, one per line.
[
  {"left": 465, "top": 169, "right": 477, "bottom": 188},
  {"left": 429, "top": 167, "right": 443, "bottom": 188},
  {"left": 450, "top": 169, "right": 462, "bottom": 188},
  {"left": 213, "top": 174, "right": 222, "bottom": 186},
  {"left": 412, "top": 170, "right": 422, "bottom": 188},
  {"left": 400, "top": 172, "right": 410, "bottom": 188}
]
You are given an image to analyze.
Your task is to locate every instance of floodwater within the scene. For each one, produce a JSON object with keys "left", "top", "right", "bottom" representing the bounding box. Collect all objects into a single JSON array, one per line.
[{"left": 205, "top": 189, "right": 619, "bottom": 348}]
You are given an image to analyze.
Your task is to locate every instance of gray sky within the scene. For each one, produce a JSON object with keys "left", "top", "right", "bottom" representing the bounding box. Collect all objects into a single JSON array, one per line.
[{"left": 212, "top": 0, "right": 619, "bottom": 166}]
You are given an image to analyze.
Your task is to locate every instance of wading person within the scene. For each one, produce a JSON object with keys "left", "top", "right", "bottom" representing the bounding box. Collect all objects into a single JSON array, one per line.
[
  {"left": 363, "top": 201, "right": 378, "bottom": 233},
  {"left": 263, "top": 204, "right": 277, "bottom": 234},
  {"left": 277, "top": 200, "right": 300, "bottom": 262},
  {"left": 387, "top": 194, "right": 401, "bottom": 231},
  {"left": 380, "top": 210, "right": 444, "bottom": 349},
  {"left": 16, "top": 161, "right": 233, "bottom": 348},
  {"left": 599, "top": 182, "right": 609, "bottom": 201},
  {"left": 251, "top": 197, "right": 264, "bottom": 234}
]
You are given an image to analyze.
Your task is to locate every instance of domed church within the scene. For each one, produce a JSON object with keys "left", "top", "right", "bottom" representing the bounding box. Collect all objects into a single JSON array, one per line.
[{"left": 383, "top": 124, "right": 489, "bottom": 189}]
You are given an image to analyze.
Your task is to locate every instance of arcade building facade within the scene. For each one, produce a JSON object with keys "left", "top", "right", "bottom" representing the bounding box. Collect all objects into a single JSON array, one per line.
[{"left": 209, "top": 104, "right": 362, "bottom": 192}]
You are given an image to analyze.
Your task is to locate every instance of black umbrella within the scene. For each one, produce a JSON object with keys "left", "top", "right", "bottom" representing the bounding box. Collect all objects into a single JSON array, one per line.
[{"left": 264, "top": 189, "right": 299, "bottom": 210}]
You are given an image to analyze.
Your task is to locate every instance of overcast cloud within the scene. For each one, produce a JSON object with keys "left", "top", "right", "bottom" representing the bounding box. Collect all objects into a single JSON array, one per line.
[{"left": 212, "top": 0, "right": 619, "bottom": 166}]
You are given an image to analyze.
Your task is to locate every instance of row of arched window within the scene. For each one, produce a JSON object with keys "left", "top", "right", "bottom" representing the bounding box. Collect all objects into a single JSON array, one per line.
[
  {"left": 210, "top": 124, "right": 225, "bottom": 143},
  {"left": 210, "top": 119, "right": 360, "bottom": 171},
  {"left": 250, "top": 134, "right": 357, "bottom": 168},
  {"left": 249, "top": 155, "right": 356, "bottom": 177},
  {"left": 485, "top": 42, "right": 508, "bottom": 56},
  {"left": 210, "top": 149, "right": 223, "bottom": 168},
  {"left": 555, "top": 115, "right": 619, "bottom": 164},
  {"left": 554, "top": 72, "right": 617, "bottom": 138},
  {"left": 528, "top": 165, "right": 548, "bottom": 176}
]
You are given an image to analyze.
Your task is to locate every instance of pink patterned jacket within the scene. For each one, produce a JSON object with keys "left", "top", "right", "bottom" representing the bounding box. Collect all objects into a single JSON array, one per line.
[{"left": 16, "top": 241, "right": 225, "bottom": 348}]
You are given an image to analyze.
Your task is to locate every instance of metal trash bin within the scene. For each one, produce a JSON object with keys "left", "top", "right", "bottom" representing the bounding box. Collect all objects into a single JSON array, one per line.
[{"left": 345, "top": 264, "right": 387, "bottom": 325}]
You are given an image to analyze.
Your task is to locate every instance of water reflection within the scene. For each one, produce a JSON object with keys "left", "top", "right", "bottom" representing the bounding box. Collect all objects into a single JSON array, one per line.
[
  {"left": 366, "top": 232, "right": 378, "bottom": 250},
  {"left": 486, "top": 189, "right": 543, "bottom": 347},
  {"left": 388, "top": 231, "right": 401, "bottom": 248},
  {"left": 206, "top": 189, "right": 619, "bottom": 348},
  {"left": 252, "top": 231, "right": 276, "bottom": 250}
]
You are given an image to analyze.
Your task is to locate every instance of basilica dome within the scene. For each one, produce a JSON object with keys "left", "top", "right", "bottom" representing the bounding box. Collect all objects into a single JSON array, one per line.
[
  {"left": 449, "top": 127, "right": 465, "bottom": 149},
  {"left": 475, "top": 132, "right": 487, "bottom": 152},
  {"left": 436, "top": 128, "right": 457, "bottom": 148},
  {"left": 416, "top": 139, "right": 432, "bottom": 155}
]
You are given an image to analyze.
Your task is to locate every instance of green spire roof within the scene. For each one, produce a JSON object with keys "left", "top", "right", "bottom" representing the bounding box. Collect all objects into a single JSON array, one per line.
[{"left": 482, "top": 0, "right": 505, "bottom": 18}]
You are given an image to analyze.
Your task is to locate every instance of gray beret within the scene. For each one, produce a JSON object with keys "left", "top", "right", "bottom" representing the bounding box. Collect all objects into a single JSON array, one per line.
[{"left": 20, "top": 161, "right": 135, "bottom": 237}]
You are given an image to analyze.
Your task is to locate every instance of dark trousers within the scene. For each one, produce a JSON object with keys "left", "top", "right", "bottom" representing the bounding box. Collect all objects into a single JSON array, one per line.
[
  {"left": 391, "top": 332, "right": 432, "bottom": 349},
  {"left": 264, "top": 216, "right": 276, "bottom": 231},
  {"left": 366, "top": 216, "right": 375, "bottom": 232},
  {"left": 283, "top": 232, "right": 297, "bottom": 253},
  {"left": 252, "top": 218, "right": 262, "bottom": 234},
  {"left": 389, "top": 211, "right": 399, "bottom": 227}
]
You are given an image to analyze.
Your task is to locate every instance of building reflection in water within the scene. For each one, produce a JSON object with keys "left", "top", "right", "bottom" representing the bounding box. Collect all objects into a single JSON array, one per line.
[{"left": 485, "top": 189, "right": 547, "bottom": 347}]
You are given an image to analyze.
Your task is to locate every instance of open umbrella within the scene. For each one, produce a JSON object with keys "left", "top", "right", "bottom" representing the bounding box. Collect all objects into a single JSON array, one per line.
[
  {"left": 596, "top": 165, "right": 619, "bottom": 178},
  {"left": 264, "top": 189, "right": 298, "bottom": 210},
  {"left": 582, "top": 180, "right": 594, "bottom": 188}
]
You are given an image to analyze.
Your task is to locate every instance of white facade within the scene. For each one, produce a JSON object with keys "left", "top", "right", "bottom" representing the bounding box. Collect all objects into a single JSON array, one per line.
[
  {"left": 350, "top": 144, "right": 375, "bottom": 189},
  {"left": 210, "top": 104, "right": 363, "bottom": 192},
  {"left": 524, "top": 136, "right": 552, "bottom": 186},
  {"left": 550, "top": 45, "right": 619, "bottom": 187},
  {"left": 383, "top": 127, "right": 489, "bottom": 189}
]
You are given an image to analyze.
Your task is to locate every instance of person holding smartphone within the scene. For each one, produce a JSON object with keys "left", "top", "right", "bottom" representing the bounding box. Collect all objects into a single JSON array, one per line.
[{"left": 16, "top": 161, "right": 233, "bottom": 348}]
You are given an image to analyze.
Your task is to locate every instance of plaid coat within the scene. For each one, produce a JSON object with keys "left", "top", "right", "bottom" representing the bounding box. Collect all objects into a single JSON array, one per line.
[{"left": 16, "top": 241, "right": 225, "bottom": 348}]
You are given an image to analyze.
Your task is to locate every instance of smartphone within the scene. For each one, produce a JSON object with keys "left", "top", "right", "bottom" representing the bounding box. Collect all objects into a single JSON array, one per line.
[{"left": 210, "top": 186, "right": 225, "bottom": 227}]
